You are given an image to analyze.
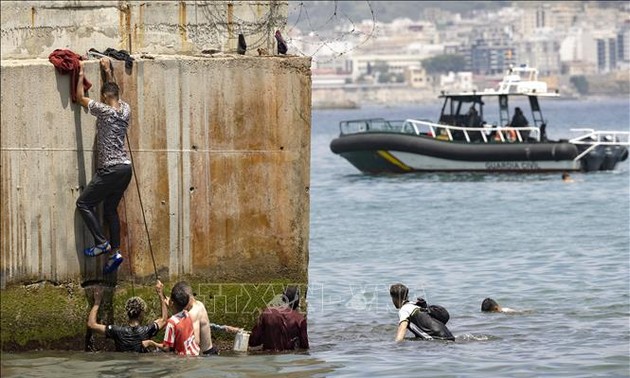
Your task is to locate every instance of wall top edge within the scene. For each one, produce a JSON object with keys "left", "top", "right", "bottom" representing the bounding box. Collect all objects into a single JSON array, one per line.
[{"left": 1, "top": 55, "right": 311, "bottom": 66}]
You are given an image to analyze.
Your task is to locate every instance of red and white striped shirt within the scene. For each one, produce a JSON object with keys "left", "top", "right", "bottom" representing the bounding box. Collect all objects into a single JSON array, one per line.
[{"left": 163, "top": 310, "right": 200, "bottom": 356}]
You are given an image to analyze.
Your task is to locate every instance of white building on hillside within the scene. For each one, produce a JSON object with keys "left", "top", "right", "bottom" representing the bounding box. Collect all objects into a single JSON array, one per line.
[
  {"left": 439, "top": 71, "right": 474, "bottom": 92},
  {"left": 560, "top": 27, "right": 621, "bottom": 74}
]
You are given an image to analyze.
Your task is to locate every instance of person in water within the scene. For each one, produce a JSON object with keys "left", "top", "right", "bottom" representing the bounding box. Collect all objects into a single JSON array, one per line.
[
  {"left": 562, "top": 172, "right": 574, "bottom": 182},
  {"left": 390, "top": 283, "right": 455, "bottom": 342},
  {"left": 172, "top": 281, "right": 242, "bottom": 355},
  {"left": 87, "top": 280, "right": 168, "bottom": 352},
  {"left": 481, "top": 298, "right": 518, "bottom": 313},
  {"left": 249, "top": 285, "right": 309, "bottom": 351},
  {"left": 143, "top": 282, "right": 200, "bottom": 355}
]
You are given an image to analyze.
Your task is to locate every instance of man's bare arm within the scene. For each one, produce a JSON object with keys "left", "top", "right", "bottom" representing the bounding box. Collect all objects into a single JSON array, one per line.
[
  {"left": 142, "top": 339, "right": 170, "bottom": 352},
  {"left": 100, "top": 58, "right": 115, "bottom": 83},
  {"left": 87, "top": 286, "right": 107, "bottom": 334},
  {"left": 154, "top": 280, "right": 168, "bottom": 329},
  {"left": 76, "top": 61, "right": 90, "bottom": 108},
  {"left": 395, "top": 320, "right": 408, "bottom": 342}
]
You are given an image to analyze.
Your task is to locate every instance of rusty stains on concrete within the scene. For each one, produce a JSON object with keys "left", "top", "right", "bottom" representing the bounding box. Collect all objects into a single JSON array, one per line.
[{"left": 1, "top": 55, "right": 311, "bottom": 286}]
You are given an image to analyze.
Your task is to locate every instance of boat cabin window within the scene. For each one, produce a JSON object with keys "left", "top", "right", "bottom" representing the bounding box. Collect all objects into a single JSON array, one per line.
[{"left": 439, "top": 95, "right": 484, "bottom": 128}]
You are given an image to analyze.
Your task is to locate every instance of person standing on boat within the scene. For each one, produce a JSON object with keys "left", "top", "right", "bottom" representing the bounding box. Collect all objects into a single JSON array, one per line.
[
  {"left": 390, "top": 283, "right": 454, "bottom": 342},
  {"left": 509, "top": 107, "right": 529, "bottom": 141},
  {"left": 467, "top": 105, "right": 481, "bottom": 128},
  {"left": 467, "top": 105, "right": 483, "bottom": 141},
  {"left": 75, "top": 58, "right": 132, "bottom": 274}
]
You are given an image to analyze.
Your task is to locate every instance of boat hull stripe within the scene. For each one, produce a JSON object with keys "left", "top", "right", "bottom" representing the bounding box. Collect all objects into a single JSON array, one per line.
[{"left": 377, "top": 150, "right": 412, "bottom": 171}]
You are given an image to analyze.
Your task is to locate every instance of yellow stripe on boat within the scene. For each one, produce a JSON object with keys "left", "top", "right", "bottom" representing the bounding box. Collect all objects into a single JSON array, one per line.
[{"left": 377, "top": 150, "right": 412, "bottom": 171}]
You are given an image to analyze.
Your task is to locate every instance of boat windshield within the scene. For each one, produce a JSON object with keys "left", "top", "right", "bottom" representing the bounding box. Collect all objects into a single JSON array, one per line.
[
  {"left": 438, "top": 95, "right": 484, "bottom": 128},
  {"left": 339, "top": 119, "right": 408, "bottom": 135}
]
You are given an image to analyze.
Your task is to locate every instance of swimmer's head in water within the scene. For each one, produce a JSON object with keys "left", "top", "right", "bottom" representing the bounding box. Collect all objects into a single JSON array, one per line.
[
  {"left": 481, "top": 298, "right": 501, "bottom": 312},
  {"left": 125, "top": 297, "right": 147, "bottom": 320},
  {"left": 389, "top": 283, "right": 409, "bottom": 309}
]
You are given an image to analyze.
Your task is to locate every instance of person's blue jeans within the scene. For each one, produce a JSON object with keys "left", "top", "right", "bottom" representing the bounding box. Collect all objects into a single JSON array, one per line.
[{"left": 76, "top": 163, "right": 132, "bottom": 249}]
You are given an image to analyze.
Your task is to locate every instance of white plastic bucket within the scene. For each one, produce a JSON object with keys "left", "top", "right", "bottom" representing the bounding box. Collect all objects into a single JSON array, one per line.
[{"left": 233, "top": 330, "right": 250, "bottom": 352}]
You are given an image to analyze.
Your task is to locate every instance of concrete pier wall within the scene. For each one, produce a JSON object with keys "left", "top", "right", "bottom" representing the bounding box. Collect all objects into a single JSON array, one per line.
[
  {"left": 1, "top": 0, "right": 287, "bottom": 58},
  {"left": 0, "top": 0, "right": 310, "bottom": 351},
  {"left": 0, "top": 0, "right": 310, "bottom": 288},
  {"left": 1, "top": 55, "right": 311, "bottom": 286}
]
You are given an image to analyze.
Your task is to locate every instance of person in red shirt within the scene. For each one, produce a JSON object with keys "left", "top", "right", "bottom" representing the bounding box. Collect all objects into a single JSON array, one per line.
[
  {"left": 143, "top": 282, "right": 200, "bottom": 356},
  {"left": 249, "top": 286, "right": 309, "bottom": 351}
]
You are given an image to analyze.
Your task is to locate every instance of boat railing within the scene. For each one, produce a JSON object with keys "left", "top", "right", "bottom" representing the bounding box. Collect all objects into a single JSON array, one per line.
[
  {"left": 569, "top": 129, "right": 630, "bottom": 162},
  {"left": 403, "top": 119, "right": 540, "bottom": 143}
]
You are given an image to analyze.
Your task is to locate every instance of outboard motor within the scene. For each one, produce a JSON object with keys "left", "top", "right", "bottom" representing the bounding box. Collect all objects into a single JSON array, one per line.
[
  {"left": 579, "top": 136, "right": 605, "bottom": 172},
  {"left": 600, "top": 136, "right": 629, "bottom": 171}
]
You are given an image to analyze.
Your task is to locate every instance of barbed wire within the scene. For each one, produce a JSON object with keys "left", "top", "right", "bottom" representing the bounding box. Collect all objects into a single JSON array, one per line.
[
  {"left": 144, "top": 1, "right": 377, "bottom": 59},
  {"left": 284, "top": 1, "right": 378, "bottom": 64},
  {"left": 191, "top": 1, "right": 285, "bottom": 51}
]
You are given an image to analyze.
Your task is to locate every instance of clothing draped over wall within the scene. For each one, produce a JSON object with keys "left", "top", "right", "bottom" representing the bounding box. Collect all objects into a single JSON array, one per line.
[{"left": 48, "top": 49, "right": 92, "bottom": 103}]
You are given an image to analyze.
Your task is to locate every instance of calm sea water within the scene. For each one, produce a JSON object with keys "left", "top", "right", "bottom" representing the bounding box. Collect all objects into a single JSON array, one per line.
[{"left": 2, "top": 98, "right": 629, "bottom": 377}]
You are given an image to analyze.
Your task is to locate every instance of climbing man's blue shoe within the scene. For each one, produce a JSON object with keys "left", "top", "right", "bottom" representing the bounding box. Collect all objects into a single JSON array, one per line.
[
  {"left": 103, "top": 252, "right": 123, "bottom": 274},
  {"left": 84, "top": 241, "right": 111, "bottom": 257}
]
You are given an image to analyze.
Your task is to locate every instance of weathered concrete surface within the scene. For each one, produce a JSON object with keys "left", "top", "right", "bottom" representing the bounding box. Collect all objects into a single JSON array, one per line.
[
  {"left": 1, "top": 55, "right": 312, "bottom": 286},
  {"left": 1, "top": 1, "right": 308, "bottom": 351},
  {"left": 1, "top": 1, "right": 288, "bottom": 59}
]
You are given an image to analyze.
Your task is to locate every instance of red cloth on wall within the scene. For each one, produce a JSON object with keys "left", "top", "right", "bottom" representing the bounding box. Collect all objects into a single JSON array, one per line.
[{"left": 48, "top": 49, "right": 92, "bottom": 103}]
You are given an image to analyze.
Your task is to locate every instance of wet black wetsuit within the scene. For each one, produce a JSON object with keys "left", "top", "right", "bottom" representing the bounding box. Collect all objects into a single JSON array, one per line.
[
  {"left": 407, "top": 308, "right": 454, "bottom": 340},
  {"left": 105, "top": 322, "right": 159, "bottom": 352},
  {"left": 399, "top": 302, "right": 454, "bottom": 341}
]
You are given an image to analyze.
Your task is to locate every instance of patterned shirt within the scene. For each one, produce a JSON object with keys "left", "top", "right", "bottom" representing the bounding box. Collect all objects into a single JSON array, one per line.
[
  {"left": 163, "top": 310, "right": 200, "bottom": 356},
  {"left": 88, "top": 99, "right": 131, "bottom": 169}
]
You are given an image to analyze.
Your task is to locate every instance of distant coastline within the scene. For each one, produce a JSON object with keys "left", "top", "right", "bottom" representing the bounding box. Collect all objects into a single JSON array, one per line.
[{"left": 312, "top": 85, "right": 629, "bottom": 108}]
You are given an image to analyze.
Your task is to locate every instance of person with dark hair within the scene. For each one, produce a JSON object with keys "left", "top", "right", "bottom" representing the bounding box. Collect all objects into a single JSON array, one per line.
[
  {"left": 249, "top": 286, "right": 309, "bottom": 351},
  {"left": 562, "top": 172, "right": 574, "bottom": 182},
  {"left": 173, "top": 282, "right": 241, "bottom": 356},
  {"left": 143, "top": 282, "right": 200, "bottom": 355},
  {"left": 76, "top": 58, "right": 132, "bottom": 274},
  {"left": 481, "top": 298, "right": 517, "bottom": 313},
  {"left": 509, "top": 107, "right": 530, "bottom": 141},
  {"left": 467, "top": 105, "right": 481, "bottom": 128},
  {"left": 87, "top": 280, "right": 168, "bottom": 352},
  {"left": 390, "top": 283, "right": 454, "bottom": 342}
]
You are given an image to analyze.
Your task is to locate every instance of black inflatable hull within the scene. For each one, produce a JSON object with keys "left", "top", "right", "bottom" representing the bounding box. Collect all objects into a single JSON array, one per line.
[{"left": 330, "top": 133, "right": 583, "bottom": 174}]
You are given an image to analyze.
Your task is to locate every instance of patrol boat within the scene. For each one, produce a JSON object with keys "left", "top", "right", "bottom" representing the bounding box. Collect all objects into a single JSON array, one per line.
[{"left": 330, "top": 66, "right": 629, "bottom": 174}]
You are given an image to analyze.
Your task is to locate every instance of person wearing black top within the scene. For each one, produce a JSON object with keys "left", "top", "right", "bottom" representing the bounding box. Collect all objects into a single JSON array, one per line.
[
  {"left": 509, "top": 107, "right": 530, "bottom": 140},
  {"left": 87, "top": 280, "right": 168, "bottom": 352},
  {"left": 390, "top": 283, "right": 455, "bottom": 342}
]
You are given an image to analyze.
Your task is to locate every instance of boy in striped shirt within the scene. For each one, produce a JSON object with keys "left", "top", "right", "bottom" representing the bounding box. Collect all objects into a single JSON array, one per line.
[{"left": 143, "top": 282, "right": 200, "bottom": 355}]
